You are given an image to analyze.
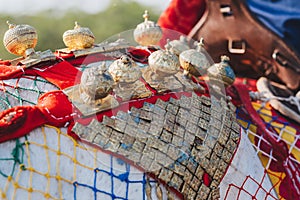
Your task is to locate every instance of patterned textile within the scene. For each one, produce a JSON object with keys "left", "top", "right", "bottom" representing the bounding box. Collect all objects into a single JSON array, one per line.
[{"left": 233, "top": 80, "right": 300, "bottom": 200}]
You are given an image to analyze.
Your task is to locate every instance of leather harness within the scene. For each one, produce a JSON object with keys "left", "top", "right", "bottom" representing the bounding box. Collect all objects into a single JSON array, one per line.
[{"left": 188, "top": 0, "right": 300, "bottom": 91}]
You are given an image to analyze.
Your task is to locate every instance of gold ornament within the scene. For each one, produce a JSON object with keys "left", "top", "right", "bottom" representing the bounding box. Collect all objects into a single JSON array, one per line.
[
  {"left": 3, "top": 21, "right": 56, "bottom": 67},
  {"left": 63, "top": 21, "right": 95, "bottom": 50},
  {"left": 134, "top": 10, "right": 162, "bottom": 46},
  {"left": 168, "top": 35, "right": 190, "bottom": 56},
  {"left": 179, "top": 38, "right": 212, "bottom": 77},
  {"left": 63, "top": 62, "right": 119, "bottom": 116},
  {"left": 3, "top": 21, "right": 38, "bottom": 57},
  {"left": 79, "top": 63, "right": 115, "bottom": 104},
  {"left": 207, "top": 55, "right": 236, "bottom": 87},
  {"left": 108, "top": 55, "right": 142, "bottom": 83},
  {"left": 109, "top": 55, "right": 151, "bottom": 100},
  {"left": 148, "top": 40, "right": 180, "bottom": 78},
  {"left": 143, "top": 40, "right": 183, "bottom": 93}
]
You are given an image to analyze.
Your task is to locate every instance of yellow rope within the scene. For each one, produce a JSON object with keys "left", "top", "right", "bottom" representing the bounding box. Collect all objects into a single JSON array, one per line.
[{"left": 0, "top": 125, "right": 100, "bottom": 199}]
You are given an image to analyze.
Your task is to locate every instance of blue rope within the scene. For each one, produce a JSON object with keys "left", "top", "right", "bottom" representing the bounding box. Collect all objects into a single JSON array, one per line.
[{"left": 73, "top": 155, "right": 156, "bottom": 200}]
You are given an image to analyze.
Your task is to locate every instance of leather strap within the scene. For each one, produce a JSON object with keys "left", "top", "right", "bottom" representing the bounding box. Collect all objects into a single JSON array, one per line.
[{"left": 189, "top": 0, "right": 300, "bottom": 90}]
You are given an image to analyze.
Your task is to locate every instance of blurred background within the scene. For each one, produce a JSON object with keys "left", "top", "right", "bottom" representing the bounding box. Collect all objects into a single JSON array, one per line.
[{"left": 0, "top": 0, "right": 170, "bottom": 59}]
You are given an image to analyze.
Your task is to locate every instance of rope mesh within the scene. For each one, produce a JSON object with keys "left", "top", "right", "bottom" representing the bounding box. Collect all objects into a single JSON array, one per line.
[
  {"left": 0, "top": 74, "right": 158, "bottom": 200},
  {"left": 0, "top": 69, "right": 299, "bottom": 199},
  {"left": 0, "top": 125, "right": 157, "bottom": 200},
  {"left": 234, "top": 102, "right": 300, "bottom": 200}
]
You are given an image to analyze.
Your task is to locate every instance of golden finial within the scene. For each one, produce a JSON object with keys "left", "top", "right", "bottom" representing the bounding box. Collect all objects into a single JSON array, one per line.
[
  {"left": 3, "top": 22, "right": 38, "bottom": 56},
  {"left": 148, "top": 37, "right": 180, "bottom": 79},
  {"left": 134, "top": 10, "right": 162, "bottom": 46},
  {"left": 143, "top": 10, "right": 149, "bottom": 22},
  {"left": 196, "top": 38, "right": 205, "bottom": 51},
  {"left": 108, "top": 55, "right": 141, "bottom": 84},
  {"left": 168, "top": 36, "right": 190, "bottom": 56},
  {"left": 63, "top": 22, "right": 95, "bottom": 50},
  {"left": 79, "top": 63, "right": 115, "bottom": 103},
  {"left": 108, "top": 55, "right": 150, "bottom": 100},
  {"left": 207, "top": 55, "right": 236, "bottom": 87},
  {"left": 74, "top": 21, "right": 80, "bottom": 29},
  {"left": 6, "top": 21, "right": 15, "bottom": 29},
  {"left": 165, "top": 39, "right": 171, "bottom": 51},
  {"left": 145, "top": 38, "right": 182, "bottom": 93},
  {"left": 179, "top": 37, "right": 212, "bottom": 77},
  {"left": 221, "top": 55, "right": 230, "bottom": 62}
]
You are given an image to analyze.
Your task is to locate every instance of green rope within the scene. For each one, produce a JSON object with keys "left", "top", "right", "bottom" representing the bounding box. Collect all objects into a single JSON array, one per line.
[
  {"left": 79, "top": 64, "right": 88, "bottom": 72},
  {"left": 0, "top": 77, "right": 50, "bottom": 111},
  {"left": 0, "top": 139, "right": 28, "bottom": 178},
  {"left": 5, "top": 90, "right": 36, "bottom": 105},
  {"left": 0, "top": 97, "right": 11, "bottom": 110},
  {"left": 0, "top": 76, "right": 50, "bottom": 177},
  {"left": 0, "top": 75, "right": 55, "bottom": 177},
  {"left": 33, "top": 77, "right": 43, "bottom": 97}
]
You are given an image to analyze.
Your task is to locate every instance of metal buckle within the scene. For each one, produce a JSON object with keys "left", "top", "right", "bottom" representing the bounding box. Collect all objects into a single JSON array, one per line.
[
  {"left": 220, "top": 5, "right": 233, "bottom": 17},
  {"left": 228, "top": 39, "right": 246, "bottom": 54},
  {"left": 272, "top": 49, "right": 300, "bottom": 73}
]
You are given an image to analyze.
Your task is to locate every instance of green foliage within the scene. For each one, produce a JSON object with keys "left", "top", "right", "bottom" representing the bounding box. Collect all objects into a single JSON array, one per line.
[{"left": 0, "top": 0, "right": 159, "bottom": 59}]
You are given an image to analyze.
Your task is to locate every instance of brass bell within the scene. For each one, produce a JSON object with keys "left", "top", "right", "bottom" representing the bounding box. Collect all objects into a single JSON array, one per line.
[
  {"left": 133, "top": 10, "right": 162, "bottom": 46},
  {"left": 179, "top": 38, "right": 213, "bottom": 77},
  {"left": 63, "top": 21, "right": 95, "bottom": 50},
  {"left": 207, "top": 55, "right": 236, "bottom": 87},
  {"left": 3, "top": 21, "right": 38, "bottom": 57}
]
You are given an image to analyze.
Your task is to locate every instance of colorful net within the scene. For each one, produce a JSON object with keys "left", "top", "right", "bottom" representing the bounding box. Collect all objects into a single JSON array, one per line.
[
  {"left": 0, "top": 125, "right": 163, "bottom": 200},
  {"left": 234, "top": 101, "right": 300, "bottom": 200},
  {"left": 0, "top": 70, "right": 176, "bottom": 200},
  {"left": 0, "top": 63, "right": 299, "bottom": 199},
  {"left": 0, "top": 76, "right": 55, "bottom": 110}
]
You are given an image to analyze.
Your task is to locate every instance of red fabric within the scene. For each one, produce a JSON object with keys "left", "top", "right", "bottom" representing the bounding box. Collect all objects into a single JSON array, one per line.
[
  {"left": 0, "top": 90, "right": 79, "bottom": 143},
  {"left": 0, "top": 60, "right": 11, "bottom": 65},
  {"left": 0, "top": 58, "right": 82, "bottom": 89},
  {"left": 0, "top": 59, "right": 82, "bottom": 90},
  {"left": 32, "top": 61, "right": 82, "bottom": 89},
  {"left": 0, "top": 106, "right": 46, "bottom": 143},
  {"left": 0, "top": 64, "right": 26, "bottom": 80},
  {"left": 158, "top": 0, "right": 206, "bottom": 35},
  {"left": 37, "top": 90, "right": 78, "bottom": 126},
  {"left": 56, "top": 47, "right": 150, "bottom": 66},
  {"left": 0, "top": 106, "right": 28, "bottom": 134}
]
